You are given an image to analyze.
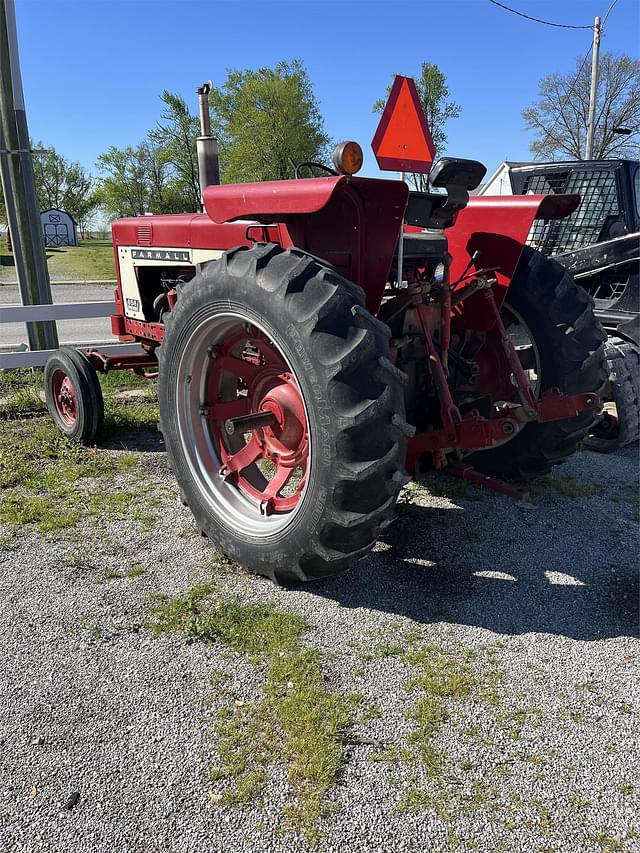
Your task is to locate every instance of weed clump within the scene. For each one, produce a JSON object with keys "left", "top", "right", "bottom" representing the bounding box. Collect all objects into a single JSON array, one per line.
[{"left": 151, "top": 585, "right": 358, "bottom": 843}]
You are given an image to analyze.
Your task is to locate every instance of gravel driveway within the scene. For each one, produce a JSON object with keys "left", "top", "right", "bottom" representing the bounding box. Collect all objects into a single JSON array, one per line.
[{"left": 0, "top": 416, "right": 638, "bottom": 853}]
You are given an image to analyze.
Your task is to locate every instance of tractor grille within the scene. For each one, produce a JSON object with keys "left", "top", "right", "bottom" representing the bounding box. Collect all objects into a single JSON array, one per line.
[
  {"left": 524, "top": 169, "right": 619, "bottom": 255},
  {"left": 137, "top": 223, "right": 153, "bottom": 246}
]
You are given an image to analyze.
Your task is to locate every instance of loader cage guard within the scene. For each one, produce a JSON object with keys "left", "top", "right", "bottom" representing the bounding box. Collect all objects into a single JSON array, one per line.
[{"left": 512, "top": 161, "right": 638, "bottom": 257}]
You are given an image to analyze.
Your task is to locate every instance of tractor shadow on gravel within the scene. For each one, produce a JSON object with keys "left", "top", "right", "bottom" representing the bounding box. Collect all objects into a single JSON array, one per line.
[{"left": 305, "top": 496, "right": 639, "bottom": 642}]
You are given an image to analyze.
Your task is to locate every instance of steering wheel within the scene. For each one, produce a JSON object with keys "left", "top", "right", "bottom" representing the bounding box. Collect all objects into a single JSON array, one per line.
[{"left": 295, "top": 161, "right": 337, "bottom": 179}]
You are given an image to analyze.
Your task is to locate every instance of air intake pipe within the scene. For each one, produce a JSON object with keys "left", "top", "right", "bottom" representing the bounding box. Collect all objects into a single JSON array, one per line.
[{"left": 196, "top": 81, "right": 220, "bottom": 203}]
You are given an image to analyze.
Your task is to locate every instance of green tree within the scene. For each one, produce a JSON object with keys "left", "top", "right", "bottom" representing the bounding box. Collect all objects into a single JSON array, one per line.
[
  {"left": 95, "top": 144, "right": 150, "bottom": 218},
  {"left": 96, "top": 138, "right": 196, "bottom": 219},
  {"left": 1, "top": 143, "right": 100, "bottom": 236},
  {"left": 522, "top": 52, "right": 640, "bottom": 161},
  {"left": 374, "top": 62, "right": 462, "bottom": 191},
  {"left": 148, "top": 91, "right": 202, "bottom": 210},
  {"left": 210, "top": 59, "right": 330, "bottom": 183}
]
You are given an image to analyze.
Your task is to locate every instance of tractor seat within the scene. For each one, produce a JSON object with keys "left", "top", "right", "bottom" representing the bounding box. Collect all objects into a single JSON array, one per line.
[{"left": 404, "top": 191, "right": 449, "bottom": 228}]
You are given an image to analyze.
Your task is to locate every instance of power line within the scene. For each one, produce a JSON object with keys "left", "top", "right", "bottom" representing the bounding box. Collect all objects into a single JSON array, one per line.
[
  {"left": 487, "top": 0, "right": 592, "bottom": 29},
  {"left": 528, "top": 0, "right": 621, "bottom": 156},
  {"left": 601, "top": 0, "right": 620, "bottom": 30},
  {"left": 492, "top": 0, "right": 624, "bottom": 158}
]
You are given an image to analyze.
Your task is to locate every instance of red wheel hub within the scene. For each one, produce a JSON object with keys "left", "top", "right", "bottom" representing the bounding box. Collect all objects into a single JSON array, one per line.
[
  {"left": 52, "top": 370, "right": 78, "bottom": 426},
  {"left": 204, "top": 327, "right": 309, "bottom": 515}
]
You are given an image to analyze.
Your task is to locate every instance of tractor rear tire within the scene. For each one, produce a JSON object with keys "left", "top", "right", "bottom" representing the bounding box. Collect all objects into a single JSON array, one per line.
[
  {"left": 157, "top": 243, "right": 411, "bottom": 584},
  {"left": 44, "top": 348, "right": 104, "bottom": 444},
  {"left": 583, "top": 336, "right": 640, "bottom": 452},
  {"left": 468, "top": 247, "right": 607, "bottom": 480}
]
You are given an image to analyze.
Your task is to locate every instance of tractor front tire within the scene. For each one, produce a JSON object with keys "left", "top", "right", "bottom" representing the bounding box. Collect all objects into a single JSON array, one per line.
[
  {"left": 583, "top": 336, "right": 640, "bottom": 452},
  {"left": 157, "top": 243, "right": 411, "bottom": 584},
  {"left": 44, "top": 347, "right": 104, "bottom": 444},
  {"left": 468, "top": 247, "right": 607, "bottom": 479}
]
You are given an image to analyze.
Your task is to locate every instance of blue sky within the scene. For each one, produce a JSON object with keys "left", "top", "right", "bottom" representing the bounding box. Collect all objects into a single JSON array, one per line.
[{"left": 15, "top": 0, "right": 640, "bottom": 179}]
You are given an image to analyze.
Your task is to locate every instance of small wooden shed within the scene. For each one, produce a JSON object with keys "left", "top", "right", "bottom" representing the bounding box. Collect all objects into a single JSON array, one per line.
[{"left": 40, "top": 208, "right": 78, "bottom": 247}]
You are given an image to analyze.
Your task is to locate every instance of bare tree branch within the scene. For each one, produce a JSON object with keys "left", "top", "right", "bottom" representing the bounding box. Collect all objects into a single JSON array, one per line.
[{"left": 522, "top": 52, "right": 640, "bottom": 161}]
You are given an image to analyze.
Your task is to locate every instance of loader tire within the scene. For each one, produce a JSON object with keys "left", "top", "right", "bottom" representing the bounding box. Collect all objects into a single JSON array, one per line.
[
  {"left": 44, "top": 347, "right": 104, "bottom": 444},
  {"left": 157, "top": 243, "right": 411, "bottom": 584},
  {"left": 583, "top": 336, "right": 640, "bottom": 452},
  {"left": 468, "top": 247, "right": 607, "bottom": 479}
]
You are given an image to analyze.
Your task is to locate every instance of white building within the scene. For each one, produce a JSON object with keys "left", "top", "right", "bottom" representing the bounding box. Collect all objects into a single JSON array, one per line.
[
  {"left": 40, "top": 208, "right": 78, "bottom": 247},
  {"left": 478, "top": 162, "right": 529, "bottom": 196}
]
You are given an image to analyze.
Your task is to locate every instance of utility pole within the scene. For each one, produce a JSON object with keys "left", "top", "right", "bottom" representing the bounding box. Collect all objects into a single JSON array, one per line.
[
  {"left": 0, "top": 0, "right": 57, "bottom": 351},
  {"left": 584, "top": 15, "right": 601, "bottom": 160}
]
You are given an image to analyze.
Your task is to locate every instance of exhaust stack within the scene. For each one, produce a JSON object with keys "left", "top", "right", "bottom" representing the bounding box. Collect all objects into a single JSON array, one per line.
[{"left": 196, "top": 81, "right": 220, "bottom": 202}]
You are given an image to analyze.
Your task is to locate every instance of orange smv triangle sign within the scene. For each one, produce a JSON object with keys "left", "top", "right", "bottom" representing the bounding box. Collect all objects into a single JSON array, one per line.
[{"left": 372, "top": 75, "right": 436, "bottom": 173}]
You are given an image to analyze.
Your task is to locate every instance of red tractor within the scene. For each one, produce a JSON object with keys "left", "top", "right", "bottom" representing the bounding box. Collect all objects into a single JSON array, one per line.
[{"left": 43, "top": 89, "right": 605, "bottom": 584}]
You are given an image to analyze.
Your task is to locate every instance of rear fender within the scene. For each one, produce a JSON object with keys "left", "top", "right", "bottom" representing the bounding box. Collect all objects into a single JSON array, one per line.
[
  {"left": 447, "top": 194, "right": 580, "bottom": 330},
  {"left": 204, "top": 176, "right": 409, "bottom": 313}
]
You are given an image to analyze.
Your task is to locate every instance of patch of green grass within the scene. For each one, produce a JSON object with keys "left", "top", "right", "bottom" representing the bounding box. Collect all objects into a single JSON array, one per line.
[
  {"left": 0, "top": 482, "right": 155, "bottom": 534},
  {"left": 0, "top": 367, "right": 41, "bottom": 393},
  {"left": 99, "top": 564, "right": 147, "bottom": 582},
  {"left": 151, "top": 584, "right": 304, "bottom": 656},
  {"left": 150, "top": 586, "right": 359, "bottom": 843},
  {"left": 534, "top": 474, "right": 601, "bottom": 498},
  {"left": 400, "top": 643, "right": 503, "bottom": 805},
  {"left": 0, "top": 532, "right": 19, "bottom": 551},
  {"left": 125, "top": 565, "right": 146, "bottom": 578},
  {"left": 398, "top": 787, "right": 452, "bottom": 819},
  {"left": 592, "top": 830, "right": 628, "bottom": 852},
  {"left": 405, "top": 645, "right": 479, "bottom": 699},
  {"left": 103, "top": 569, "right": 124, "bottom": 581},
  {"left": 358, "top": 703, "right": 383, "bottom": 723},
  {"left": 619, "top": 782, "right": 634, "bottom": 795},
  {"left": 1, "top": 386, "right": 46, "bottom": 416},
  {"left": 0, "top": 417, "right": 152, "bottom": 534},
  {"left": 210, "top": 551, "right": 233, "bottom": 571},
  {"left": 407, "top": 697, "right": 447, "bottom": 775},
  {"left": 99, "top": 372, "right": 159, "bottom": 432},
  {"left": 0, "top": 369, "right": 46, "bottom": 417},
  {"left": 362, "top": 639, "right": 406, "bottom": 661},
  {"left": 1, "top": 241, "right": 115, "bottom": 283},
  {"left": 0, "top": 493, "right": 81, "bottom": 532},
  {"left": 569, "top": 796, "right": 592, "bottom": 810},
  {"left": 102, "top": 401, "right": 160, "bottom": 434},
  {"left": 99, "top": 371, "right": 151, "bottom": 394}
]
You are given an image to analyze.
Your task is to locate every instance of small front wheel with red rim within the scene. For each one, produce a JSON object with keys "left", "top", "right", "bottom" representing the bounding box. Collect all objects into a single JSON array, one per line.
[
  {"left": 44, "top": 348, "right": 104, "bottom": 444},
  {"left": 157, "top": 243, "right": 411, "bottom": 584}
]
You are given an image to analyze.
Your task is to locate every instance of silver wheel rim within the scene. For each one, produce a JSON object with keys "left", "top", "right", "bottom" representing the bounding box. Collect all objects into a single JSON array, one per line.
[
  {"left": 175, "top": 311, "right": 312, "bottom": 538},
  {"left": 504, "top": 303, "right": 542, "bottom": 397},
  {"left": 474, "top": 302, "right": 542, "bottom": 453}
]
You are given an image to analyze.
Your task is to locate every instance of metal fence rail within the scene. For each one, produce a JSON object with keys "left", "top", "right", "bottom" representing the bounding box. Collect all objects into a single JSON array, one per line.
[
  {"left": 1, "top": 301, "right": 114, "bottom": 322},
  {"left": 0, "top": 300, "right": 142, "bottom": 369}
]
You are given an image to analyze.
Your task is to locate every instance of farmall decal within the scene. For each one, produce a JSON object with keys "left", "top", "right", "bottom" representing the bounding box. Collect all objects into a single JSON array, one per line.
[{"left": 131, "top": 249, "right": 191, "bottom": 262}]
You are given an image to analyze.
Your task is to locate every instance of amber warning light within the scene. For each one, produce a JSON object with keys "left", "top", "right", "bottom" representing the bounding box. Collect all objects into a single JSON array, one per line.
[{"left": 332, "top": 141, "right": 363, "bottom": 175}]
